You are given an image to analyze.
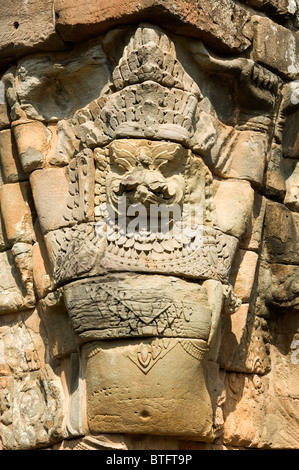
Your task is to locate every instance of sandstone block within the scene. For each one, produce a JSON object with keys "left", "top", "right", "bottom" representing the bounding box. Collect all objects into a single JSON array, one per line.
[
  {"left": 258, "top": 261, "right": 299, "bottom": 314},
  {"left": 0, "top": 367, "right": 64, "bottom": 450},
  {"left": 228, "top": 131, "right": 268, "bottom": 187},
  {"left": 219, "top": 305, "right": 270, "bottom": 374},
  {"left": 63, "top": 274, "right": 214, "bottom": 342},
  {"left": 284, "top": 158, "right": 299, "bottom": 211},
  {"left": 38, "top": 300, "right": 78, "bottom": 359},
  {"left": 44, "top": 223, "right": 106, "bottom": 286},
  {"left": 282, "top": 108, "right": 299, "bottom": 158},
  {"left": 207, "top": 129, "right": 268, "bottom": 187},
  {"left": 230, "top": 250, "right": 259, "bottom": 303},
  {"left": 239, "top": 193, "right": 266, "bottom": 251},
  {"left": 270, "top": 316, "right": 299, "bottom": 398},
  {"left": 55, "top": 0, "right": 252, "bottom": 53},
  {"left": 0, "top": 192, "right": 9, "bottom": 251},
  {"left": 0, "top": 181, "right": 35, "bottom": 245},
  {"left": 83, "top": 337, "right": 214, "bottom": 440},
  {"left": 29, "top": 167, "right": 71, "bottom": 233},
  {"left": 14, "top": 42, "right": 110, "bottom": 122},
  {"left": 262, "top": 200, "right": 299, "bottom": 264},
  {"left": 12, "top": 120, "right": 51, "bottom": 174},
  {"left": 0, "top": 250, "right": 27, "bottom": 313},
  {"left": 0, "top": 129, "right": 27, "bottom": 183},
  {"left": 251, "top": 15, "right": 299, "bottom": 79},
  {"left": 0, "top": 82, "right": 10, "bottom": 130},
  {"left": 223, "top": 371, "right": 299, "bottom": 449},
  {"left": 265, "top": 144, "right": 286, "bottom": 202},
  {"left": 32, "top": 242, "right": 52, "bottom": 299},
  {"left": 240, "top": 0, "right": 299, "bottom": 19},
  {"left": 214, "top": 179, "right": 255, "bottom": 239},
  {"left": 0, "top": 0, "right": 65, "bottom": 69}
]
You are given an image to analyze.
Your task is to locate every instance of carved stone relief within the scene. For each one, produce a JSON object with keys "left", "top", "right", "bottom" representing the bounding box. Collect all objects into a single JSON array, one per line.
[{"left": 0, "top": 7, "right": 298, "bottom": 450}]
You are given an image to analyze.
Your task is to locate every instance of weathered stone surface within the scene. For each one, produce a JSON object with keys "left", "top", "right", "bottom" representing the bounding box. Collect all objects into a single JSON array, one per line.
[
  {"left": 282, "top": 108, "right": 299, "bottom": 158},
  {"left": 0, "top": 201, "right": 8, "bottom": 251},
  {"left": 240, "top": 0, "right": 299, "bottom": 18},
  {"left": 206, "top": 128, "right": 269, "bottom": 186},
  {"left": 262, "top": 200, "right": 299, "bottom": 264},
  {"left": 0, "top": 0, "right": 66, "bottom": 70},
  {"left": 12, "top": 120, "right": 51, "bottom": 174},
  {"left": 32, "top": 242, "right": 52, "bottom": 299},
  {"left": 55, "top": 0, "right": 253, "bottom": 53},
  {"left": 214, "top": 180, "right": 255, "bottom": 240},
  {"left": 257, "top": 261, "right": 299, "bottom": 315},
  {"left": 265, "top": 145, "right": 287, "bottom": 201},
  {"left": 0, "top": 181, "right": 35, "bottom": 245},
  {"left": 284, "top": 158, "right": 299, "bottom": 211},
  {"left": 0, "top": 82, "right": 10, "bottom": 130},
  {"left": 0, "top": 129, "right": 27, "bottom": 183},
  {"left": 63, "top": 274, "right": 218, "bottom": 342},
  {"left": 250, "top": 15, "right": 299, "bottom": 79},
  {"left": 0, "top": 250, "right": 33, "bottom": 313},
  {"left": 0, "top": 310, "right": 64, "bottom": 449},
  {"left": 12, "top": 41, "right": 110, "bottom": 122},
  {"left": 30, "top": 168, "right": 71, "bottom": 233},
  {"left": 38, "top": 299, "right": 78, "bottom": 359},
  {"left": 223, "top": 371, "right": 299, "bottom": 448},
  {"left": 230, "top": 250, "right": 259, "bottom": 303},
  {"left": 84, "top": 338, "right": 214, "bottom": 440},
  {"left": 239, "top": 193, "right": 266, "bottom": 252},
  {"left": 219, "top": 304, "right": 270, "bottom": 373}
]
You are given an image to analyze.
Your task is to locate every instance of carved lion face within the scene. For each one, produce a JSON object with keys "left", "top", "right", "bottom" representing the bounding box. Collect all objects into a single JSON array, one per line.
[{"left": 106, "top": 139, "right": 187, "bottom": 214}]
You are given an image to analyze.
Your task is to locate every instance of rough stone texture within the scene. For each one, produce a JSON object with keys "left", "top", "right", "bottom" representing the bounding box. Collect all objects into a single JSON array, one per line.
[
  {"left": 0, "top": 129, "right": 27, "bottom": 184},
  {"left": 54, "top": 0, "right": 253, "bottom": 53},
  {"left": 241, "top": 0, "right": 299, "bottom": 18},
  {"left": 250, "top": 15, "right": 299, "bottom": 79},
  {"left": 0, "top": 0, "right": 66, "bottom": 71},
  {"left": 84, "top": 338, "right": 214, "bottom": 439},
  {"left": 0, "top": 0, "right": 298, "bottom": 452}
]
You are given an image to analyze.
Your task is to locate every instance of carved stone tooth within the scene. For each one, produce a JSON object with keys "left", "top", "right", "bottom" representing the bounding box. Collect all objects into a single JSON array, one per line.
[
  {"left": 148, "top": 232, "right": 158, "bottom": 241},
  {"left": 140, "top": 242, "right": 152, "bottom": 252},
  {"left": 182, "top": 246, "right": 192, "bottom": 257},
  {"left": 110, "top": 243, "right": 120, "bottom": 255},
  {"left": 115, "top": 236, "right": 127, "bottom": 246},
  {"left": 124, "top": 237, "right": 134, "bottom": 248},
  {"left": 160, "top": 239, "right": 174, "bottom": 253},
  {"left": 152, "top": 240, "right": 164, "bottom": 253},
  {"left": 171, "top": 238, "right": 183, "bottom": 249},
  {"left": 180, "top": 234, "right": 190, "bottom": 245},
  {"left": 117, "top": 246, "right": 126, "bottom": 258},
  {"left": 134, "top": 241, "right": 145, "bottom": 251}
]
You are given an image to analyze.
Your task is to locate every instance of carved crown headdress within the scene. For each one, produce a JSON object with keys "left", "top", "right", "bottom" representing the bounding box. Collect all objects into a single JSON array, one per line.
[{"left": 73, "top": 24, "right": 215, "bottom": 154}]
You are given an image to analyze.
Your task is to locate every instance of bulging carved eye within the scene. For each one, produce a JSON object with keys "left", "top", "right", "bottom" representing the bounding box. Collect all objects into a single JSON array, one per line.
[
  {"left": 109, "top": 142, "right": 136, "bottom": 172},
  {"left": 113, "top": 157, "right": 134, "bottom": 173}
]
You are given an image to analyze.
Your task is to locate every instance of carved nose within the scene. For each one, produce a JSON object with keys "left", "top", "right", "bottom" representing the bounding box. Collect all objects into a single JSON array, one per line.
[{"left": 119, "top": 171, "right": 143, "bottom": 192}]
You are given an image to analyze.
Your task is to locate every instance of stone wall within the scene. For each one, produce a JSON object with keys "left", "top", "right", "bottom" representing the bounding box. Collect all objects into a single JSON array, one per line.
[{"left": 0, "top": 0, "right": 298, "bottom": 450}]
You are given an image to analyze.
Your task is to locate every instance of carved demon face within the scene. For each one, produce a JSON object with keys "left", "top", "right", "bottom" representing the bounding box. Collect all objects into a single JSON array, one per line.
[{"left": 106, "top": 140, "right": 186, "bottom": 211}]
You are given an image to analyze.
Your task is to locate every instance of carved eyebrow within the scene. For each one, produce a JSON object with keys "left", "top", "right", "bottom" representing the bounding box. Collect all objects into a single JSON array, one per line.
[{"left": 151, "top": 144, "right": 184, "bottom": 166}]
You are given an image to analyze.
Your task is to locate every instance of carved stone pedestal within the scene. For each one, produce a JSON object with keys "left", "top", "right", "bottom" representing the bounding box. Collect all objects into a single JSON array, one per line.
[
  {"left": 83, "top": 338, "right": 213, "bottom": 440},
  {"left": 63, "top": 273, "right": 222, "bottom": 440}
]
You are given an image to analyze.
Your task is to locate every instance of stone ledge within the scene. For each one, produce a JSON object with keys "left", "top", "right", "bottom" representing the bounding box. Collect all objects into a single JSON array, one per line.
[
  {"left": 54, "top": 0, "right": 253, "bottom": 53},
  {"left": 0, "top": 0, "right": 66, "bottom": 71},
  {"left": 250, "top": 15, "right": 299, "bottom": 79}
]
